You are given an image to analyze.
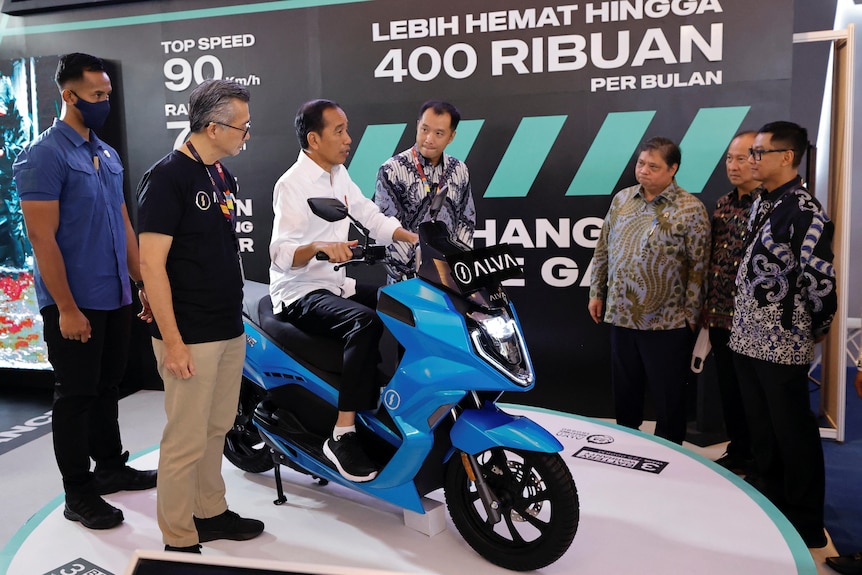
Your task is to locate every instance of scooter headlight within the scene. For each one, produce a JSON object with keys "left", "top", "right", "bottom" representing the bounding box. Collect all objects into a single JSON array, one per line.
[{"left": 468, "top": 309, "right": 534, "bottom": 387}]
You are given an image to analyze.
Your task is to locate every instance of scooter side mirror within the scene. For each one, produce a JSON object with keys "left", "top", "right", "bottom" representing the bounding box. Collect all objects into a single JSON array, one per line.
[{"left": 308, "top": 198, "right": 348, "bottom": 222}]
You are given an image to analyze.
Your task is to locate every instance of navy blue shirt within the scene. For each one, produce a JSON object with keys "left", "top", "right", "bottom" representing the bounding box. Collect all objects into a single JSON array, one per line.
[{"left": 13, "top": 119, "right": 130, "bottom": 311}]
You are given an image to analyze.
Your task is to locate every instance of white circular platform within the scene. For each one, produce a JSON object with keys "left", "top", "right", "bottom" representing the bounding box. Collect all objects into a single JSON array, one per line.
[{"left": 0, "top": 405, "right": 816, "bottom": 575}]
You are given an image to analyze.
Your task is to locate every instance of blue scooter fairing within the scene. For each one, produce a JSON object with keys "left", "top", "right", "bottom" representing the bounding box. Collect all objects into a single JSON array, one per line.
[{"left": 448, "top": 402, "right": 564, "bottom": 457}]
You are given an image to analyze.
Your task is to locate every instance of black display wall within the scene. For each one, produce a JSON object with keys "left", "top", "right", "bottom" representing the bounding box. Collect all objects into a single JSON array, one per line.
[{"left": 0, "top": 0, "right": 808, "bottom": 415}]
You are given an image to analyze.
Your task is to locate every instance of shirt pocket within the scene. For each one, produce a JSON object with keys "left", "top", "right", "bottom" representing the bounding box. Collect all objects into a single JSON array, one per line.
[
  {"left": 99, "top": 149, "right": 125, "bottom": 202},
  {"left": 63, "top": 155, "right": 99, "bottom": 206},
  {"left": 655, "top": 217, "right": 686, "bottom": 259}
]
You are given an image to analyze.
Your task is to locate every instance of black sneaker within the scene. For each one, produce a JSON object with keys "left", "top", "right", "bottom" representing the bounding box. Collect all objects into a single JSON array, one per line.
[
  {"left": 93, "top": 451, "right": 157, "bottom": 495},
  {"left": 194, "top": 510, "right": 264, "bottom": 542},
  {"left": 64, "top": 493, "right": 124, "bottom": 529},
  {"left": 165, "top": 544, "right": 202, "bottom": 553},
  {"left": 323, "top": 431, "right": 378, "bottom": 482}
]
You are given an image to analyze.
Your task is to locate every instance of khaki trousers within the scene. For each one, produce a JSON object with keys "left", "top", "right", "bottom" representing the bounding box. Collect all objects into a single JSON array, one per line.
[{"left": 153, "top": 334, "right": 245, "bottom": 546}]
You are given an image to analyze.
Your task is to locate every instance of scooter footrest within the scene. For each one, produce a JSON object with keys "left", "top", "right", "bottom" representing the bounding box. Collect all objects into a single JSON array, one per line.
[{"left": 254, "top": 408, "right": 328, "bottom": 458}]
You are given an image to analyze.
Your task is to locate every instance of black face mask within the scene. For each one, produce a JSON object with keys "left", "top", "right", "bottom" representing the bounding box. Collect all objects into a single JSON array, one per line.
[{"left": 71, "top": 91, "right": 110, "bottom": 130}]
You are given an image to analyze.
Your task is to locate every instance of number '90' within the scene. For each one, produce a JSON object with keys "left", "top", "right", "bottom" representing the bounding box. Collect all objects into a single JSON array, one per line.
[{"left": 164, "top": 56, "right": 224, "bottom": 91}]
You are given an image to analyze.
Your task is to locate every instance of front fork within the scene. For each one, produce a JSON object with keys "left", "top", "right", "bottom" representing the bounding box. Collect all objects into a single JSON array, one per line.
[{"left": 455, "top": 391, "right": 502, "bottom": 525}]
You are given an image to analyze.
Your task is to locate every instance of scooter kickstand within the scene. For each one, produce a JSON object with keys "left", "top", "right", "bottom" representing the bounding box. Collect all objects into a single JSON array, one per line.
[{"left": 272, "top": 455, "right": 288, "bottom": 505}]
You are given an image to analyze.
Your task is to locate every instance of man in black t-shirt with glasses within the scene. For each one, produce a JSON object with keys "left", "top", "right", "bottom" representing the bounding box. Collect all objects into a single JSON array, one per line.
[{"left": 137, "top": 79, "right": 263, "bottom": 553}]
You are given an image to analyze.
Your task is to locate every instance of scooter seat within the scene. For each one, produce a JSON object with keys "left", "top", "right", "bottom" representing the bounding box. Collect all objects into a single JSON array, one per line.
[{"left": 257, "top": 294, "right": 345, "bottom": 374}]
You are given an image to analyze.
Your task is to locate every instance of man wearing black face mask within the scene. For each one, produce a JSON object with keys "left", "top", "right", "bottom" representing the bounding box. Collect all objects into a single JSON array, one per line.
[{"left": 13, "top": 53, "right": 156, "bottom": 531}]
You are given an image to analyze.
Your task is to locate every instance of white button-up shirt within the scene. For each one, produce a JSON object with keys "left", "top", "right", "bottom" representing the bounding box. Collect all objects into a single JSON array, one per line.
[{"left": 269, "top": 150, "right": 403, "bottom": 312}]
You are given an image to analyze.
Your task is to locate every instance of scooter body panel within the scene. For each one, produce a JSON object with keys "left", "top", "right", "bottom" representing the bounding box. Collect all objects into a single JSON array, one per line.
[
  {"left": 449, "top": 403, "right": 565, "bottom": 456},
  {"left": 256, "top": 426, "right": 429, "bottom": 513},
  {"left": 244, "top": 321, "right": 339, "bottom": 407}
]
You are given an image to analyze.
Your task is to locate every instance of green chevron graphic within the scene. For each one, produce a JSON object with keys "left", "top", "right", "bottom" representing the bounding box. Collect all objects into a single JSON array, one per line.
[
  {"left": 676, "top": 106, "right": 751, "bottom": 193},
  {"left": 566, "top": 111, "right": 656, "bottom": 197},
  {"left": 348, "top": 123, "right": 407, "bottom": 198},
  {"left": 352, "top": 107, "right": 748, "bottom": 200},
  {"left": 445, "top": 119, "right": 484, "bottom": 163},
  {"left": 484, "top": 115, "right": 568, "bottom": 198}
]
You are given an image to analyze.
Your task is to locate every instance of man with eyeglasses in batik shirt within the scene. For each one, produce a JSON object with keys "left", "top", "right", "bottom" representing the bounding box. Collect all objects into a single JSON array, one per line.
[{"left": 729, "top": 121, "right": 836, "bottom": 549}]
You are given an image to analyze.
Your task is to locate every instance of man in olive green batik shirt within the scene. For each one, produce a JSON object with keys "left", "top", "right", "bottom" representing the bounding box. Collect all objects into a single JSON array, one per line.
[{"left": 588, "top": 136, "right": 710, "bottom": 444}]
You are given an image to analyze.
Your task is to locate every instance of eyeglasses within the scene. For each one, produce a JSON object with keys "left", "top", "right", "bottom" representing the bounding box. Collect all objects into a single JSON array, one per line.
[
  {"left": 748, "top": 148, "right": 790, "bottom": 161},
  {"left": 212, "top": 121, "right": 250, "bottom": 137}
]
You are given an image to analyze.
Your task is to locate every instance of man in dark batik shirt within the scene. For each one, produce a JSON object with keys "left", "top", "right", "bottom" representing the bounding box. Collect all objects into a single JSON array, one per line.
[
  {"left": 703, "top": 131, "right": 760, "bottom": 474},
  {"left": 729, "top": 121, "right": 836, "bottom": 549}
]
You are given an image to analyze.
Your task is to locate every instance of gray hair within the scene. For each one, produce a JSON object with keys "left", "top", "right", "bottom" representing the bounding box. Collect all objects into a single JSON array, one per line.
[{"left": 188, "top": 79, "right": 250, "bottom": 133}]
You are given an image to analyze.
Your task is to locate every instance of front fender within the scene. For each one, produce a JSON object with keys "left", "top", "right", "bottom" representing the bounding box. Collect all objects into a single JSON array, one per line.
[{"left": 449, "top": 404, "right": 563, "bottom": 456}]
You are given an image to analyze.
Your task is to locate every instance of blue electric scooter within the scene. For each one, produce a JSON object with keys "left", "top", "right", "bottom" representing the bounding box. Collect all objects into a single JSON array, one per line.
[{"left": 226, "top": 191, "right": 579, "bottom": 571}]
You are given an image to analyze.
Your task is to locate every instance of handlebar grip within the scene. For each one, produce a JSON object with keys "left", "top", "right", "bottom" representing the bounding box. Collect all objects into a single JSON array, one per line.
[{"left": 315, "top": 246, "right": 364, "bottom": 261}]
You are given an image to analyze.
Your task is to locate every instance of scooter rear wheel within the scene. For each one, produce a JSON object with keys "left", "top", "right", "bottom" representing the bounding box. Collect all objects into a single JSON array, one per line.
[
  {"left": 224, "top": 377, "right": 275, "bottom": 473},
  {"left": 445, "top": 447, "right": 579, "bottom": 571}
]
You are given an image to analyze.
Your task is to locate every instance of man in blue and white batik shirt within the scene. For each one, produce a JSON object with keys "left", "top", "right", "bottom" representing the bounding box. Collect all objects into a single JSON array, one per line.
[{"left": 729, "top": 121, "right": 836, "bottom": 550}]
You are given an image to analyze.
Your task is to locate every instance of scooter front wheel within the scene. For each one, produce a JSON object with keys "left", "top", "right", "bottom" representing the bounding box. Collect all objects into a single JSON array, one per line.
[
  {"left": 445, "top": 447, "right": 579, "bottom": 571},
  {"left": 224, "top": 377, "right": 275, "bottom": 473}
]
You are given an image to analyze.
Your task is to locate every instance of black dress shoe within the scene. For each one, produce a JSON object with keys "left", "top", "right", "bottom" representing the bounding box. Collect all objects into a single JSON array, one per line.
[
  {"left": 93, "top": 451, "right": 157, "bottom": 495},
  {"left": 801, "top": 529, "right": 827, "bottom": 549},
  {"left": 194, "top": 510, "right": 264, "bottom": 542},
  {"left": 714, "top": 452, "right": 755, "bottom": 475},
  {"left": 64, "top": 493, "right": 123, "bottom": 529},
  {"left": 826, "top": 552, "right": 862, "bottom": 575},
  {"left": 165, "top": 544, "right": 202, "bottom": 553}
]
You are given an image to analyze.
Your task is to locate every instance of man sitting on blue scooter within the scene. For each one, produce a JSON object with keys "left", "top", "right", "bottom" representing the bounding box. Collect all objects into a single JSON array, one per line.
[{"left": 269, "top": 99, "right": 418, "bottom": 482}]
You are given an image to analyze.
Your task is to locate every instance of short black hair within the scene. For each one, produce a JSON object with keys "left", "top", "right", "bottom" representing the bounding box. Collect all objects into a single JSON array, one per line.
[
  {"left": 758, "top": 121, "right": 807, "bottom": 168},
  {"left": 732, "top": 130, "right": 758, "bottom": 141},
  {"left": 295, "top": 99, "right": 341, "bottom": 149},
  {"left": 641, "top": 136, "right": 681, "bottom": 169},
  {"left": 54, "top": 53, "right": 105, "bottom": 90},
  {"left": 418, "top": 100, "right": 461, "bottom": 131},
  {"left": 188, "top": 79, "right": 250, "bottom": 133}
]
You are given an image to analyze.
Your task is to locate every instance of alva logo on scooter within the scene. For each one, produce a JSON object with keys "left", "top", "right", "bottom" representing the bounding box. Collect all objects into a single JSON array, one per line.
[{"left": 449, "top": 245, "right": 522, "bottom": 293}]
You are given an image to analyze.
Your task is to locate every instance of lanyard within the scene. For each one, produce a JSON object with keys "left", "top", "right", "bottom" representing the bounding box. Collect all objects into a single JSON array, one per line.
[
  {"left": 412, "top": 146, "right": 444, "bottom": 197},
  {"left": 185, "top": 140, "right": 236, "bottom": 228}
]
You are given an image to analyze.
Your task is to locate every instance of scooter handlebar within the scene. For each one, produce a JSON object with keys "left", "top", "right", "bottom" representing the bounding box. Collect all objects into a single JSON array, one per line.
[
  {"left": 315, "top": 245, "right": 388, "bottom": 265},
  {"left": 315, "top": 245, "right": 365, "bottom": 261}
]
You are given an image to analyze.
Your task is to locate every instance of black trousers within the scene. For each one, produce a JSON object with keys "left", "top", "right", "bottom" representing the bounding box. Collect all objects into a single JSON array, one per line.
[
  {"left": 710, "top": 328, "right": 751, "bottom": 457},
  {"left": 42, "top": 304, "right": 132, "bottom": 494},
  {"left": 610, "top": 325, "right": 693, "bottom": 444},
  {"left": 280, "top": 286, "right": 382, "bottom": 412},
  {"left": 732, "top": 352, "right": 825, "bottom": 541}
]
